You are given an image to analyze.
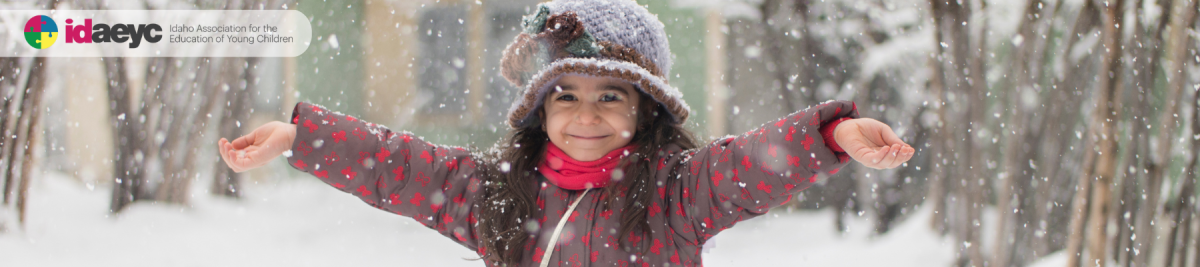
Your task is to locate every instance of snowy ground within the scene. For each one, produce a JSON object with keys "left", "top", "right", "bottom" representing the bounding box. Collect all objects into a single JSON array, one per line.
[{"left": 2, "top": 172, "right": 960, "bottom": 266}]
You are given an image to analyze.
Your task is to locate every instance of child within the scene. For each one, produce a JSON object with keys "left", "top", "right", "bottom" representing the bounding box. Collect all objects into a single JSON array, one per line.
[{"left": 218, "top": 0, "right": 914, "bottom": 266}]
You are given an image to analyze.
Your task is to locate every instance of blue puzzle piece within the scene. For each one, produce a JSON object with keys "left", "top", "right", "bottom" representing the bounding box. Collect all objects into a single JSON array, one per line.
[{"left": 39, "top": 16, "right": 56, "bottom": 32}]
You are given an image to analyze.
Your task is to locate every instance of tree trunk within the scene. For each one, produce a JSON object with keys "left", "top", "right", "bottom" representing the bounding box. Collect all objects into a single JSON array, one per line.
[
  {"left": 212, "top": 58, "right": 255, "bottom": 198},
  {"left": 1080, "top": 1, "right": 1126, "bottom": 266},
  {"left": 139, "top": 57, "right": 174, "bottom": 201},
  {"left": 15, "top": 57, "right": 47, "bottom": 226},
  {"left": 1160, "top": 1, "right": 1199, "bottom": 266},
  {"left": 150, "top": 56, "right": 200, "bottom": 205},
  {"left": 157, "top": 57, "right": 210, "bottom": 204},
  {"left": 1138, "top": 0, "right": 1198, "bottom": 265},
  {"left": 926, "top": 0, "right": 951, "bottom": 238},
  {"left": 1033, "top": 0, "right": 1100, "bottom": 256},
  {"left": 1165, "top": 172, "right": 1195, "bottom": 267},
  {"left": 0, "top": 58, "right": 24, "bottom": 205},
  {"left": 1125, "top": 1, "right": 1174, "bottom": 266},
  {"left": 1063, "top": 0, "right": 1112, "bottom": 265},
  {"left": 921, "top": 51, "right": 950, "bottom": 232},
  {"left": 155, "top": 57, "right": 223, "bottom": 204},
  {"left": 1166, "top": 142, "right": 1197, "bottom": 267},
  {"left": 759, "top": 0, "right": 796, "bottom": 113},
  {"left": 994, "top": 0, "right": 1051, "bottom": 265},
  {"left": 966, "top": 1, "right": 989, "bottom": 266},
  {"left": 930, "top": 0, "right": 986, "bottom": 265},
  {"left": 1111, "top": 0, "right": 1165, "bottom": 265},
  {"left": 2, "top": 58, "right": 37, "bottom": 206},
  {"left": 106, "top": 57, "right": 148, "bottom": 213},
  {"left": 1065, "top": 137, "right": 1098, "bottom": 267},
  {"left": 1014, "top": 1, "right": 1058, "bottom": 259},
  {"left": 926, "top": 36, "right": 950, "bottom": 235},
  {"left": 790, "top": 0, "right": 818, "bottom": 102}
]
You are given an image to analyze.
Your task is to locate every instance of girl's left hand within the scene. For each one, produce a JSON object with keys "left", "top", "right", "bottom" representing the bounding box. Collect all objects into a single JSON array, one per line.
[
  {"left": 218, "top": 121, "right": 297, "bottom": 173},
  {"left": 833, "top": 118, "right": 915, "bottom": 169}
]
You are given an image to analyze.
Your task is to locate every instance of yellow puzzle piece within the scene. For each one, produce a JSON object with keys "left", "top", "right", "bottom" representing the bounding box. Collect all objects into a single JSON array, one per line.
[{"left": 37, "top": 32, "right": 57, "bottom": 48}]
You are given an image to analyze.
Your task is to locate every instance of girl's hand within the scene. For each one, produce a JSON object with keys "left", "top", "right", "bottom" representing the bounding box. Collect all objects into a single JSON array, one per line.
[
  {"left": 833, "top": 118, "right": 914, "bottom": 169},
  {"left": 218, "top": 121, "right": 297, "bottom": 173}
]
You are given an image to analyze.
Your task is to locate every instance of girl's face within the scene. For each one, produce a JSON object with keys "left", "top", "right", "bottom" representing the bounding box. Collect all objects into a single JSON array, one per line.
[{"left": 542, "top": 74, "right": 641, "bottom": 161}]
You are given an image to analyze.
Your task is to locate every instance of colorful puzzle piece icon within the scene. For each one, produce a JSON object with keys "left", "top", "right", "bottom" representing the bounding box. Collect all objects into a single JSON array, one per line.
[{"left": 23, "top": 15, "right": 58, "bottom": 49}]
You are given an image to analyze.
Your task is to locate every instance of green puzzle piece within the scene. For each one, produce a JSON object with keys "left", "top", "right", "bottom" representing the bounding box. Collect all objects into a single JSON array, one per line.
[{"left": 24, "top": 32, "right": 43, "bottom": 49}]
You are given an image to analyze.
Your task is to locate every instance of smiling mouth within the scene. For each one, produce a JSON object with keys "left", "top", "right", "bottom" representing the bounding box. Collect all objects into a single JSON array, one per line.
[{"left": 569, "top": 134, "right": 610, "bottom": 140}]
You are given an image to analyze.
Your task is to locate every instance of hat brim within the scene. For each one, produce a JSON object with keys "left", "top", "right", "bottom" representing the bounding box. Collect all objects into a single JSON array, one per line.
[{"left": 507, "top": 58, "right": 691, "bottom": 129}]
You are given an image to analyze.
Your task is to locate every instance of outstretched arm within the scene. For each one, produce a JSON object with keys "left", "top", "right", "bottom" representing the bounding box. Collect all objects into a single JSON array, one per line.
[
  {"left": 658, "top": 101, "right": 913, "bottom": 244},
  {"left": 218, "top": 102, "right": 484, "bottom": 252}
]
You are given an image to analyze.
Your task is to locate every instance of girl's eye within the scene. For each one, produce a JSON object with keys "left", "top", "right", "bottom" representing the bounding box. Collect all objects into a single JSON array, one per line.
[
  {"left": 599, "top": 93, "right": 622, "bottom": 102},
  {"left": 556, "top": 94, "right": 577, "bottom": 101}
]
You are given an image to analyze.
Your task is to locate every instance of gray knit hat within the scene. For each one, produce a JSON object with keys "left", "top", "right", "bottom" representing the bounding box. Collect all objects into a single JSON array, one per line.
[{"left": 500, "top": 0, "right": 690, "bottom": 128}]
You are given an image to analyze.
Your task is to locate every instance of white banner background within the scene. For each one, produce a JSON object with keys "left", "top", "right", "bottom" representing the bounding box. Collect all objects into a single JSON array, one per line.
[{"left": 1, "top": 10, "right": 311, "bottom": 57}]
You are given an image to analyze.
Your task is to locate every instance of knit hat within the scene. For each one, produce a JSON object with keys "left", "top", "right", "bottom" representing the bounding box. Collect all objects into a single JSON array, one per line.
[{"left": 501, "top": 0, "right": 690, "bottom": 128}]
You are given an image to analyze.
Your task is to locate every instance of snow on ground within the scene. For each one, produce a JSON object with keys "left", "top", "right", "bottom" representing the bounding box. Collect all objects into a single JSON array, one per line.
[
  {"left": 1028, "top": 252, "right": 1067, "bottom": 267},
  {"left": 702, "top": 202, "right": 955, "bottom": 266},
  {"left": 1, "top": 172, "right": 954, "bottom": 266}
]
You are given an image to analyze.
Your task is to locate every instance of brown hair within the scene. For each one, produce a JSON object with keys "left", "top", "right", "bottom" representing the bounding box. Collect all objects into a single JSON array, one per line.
[{"left": 475, "top": 89, "right": 698, "bottom": 265}]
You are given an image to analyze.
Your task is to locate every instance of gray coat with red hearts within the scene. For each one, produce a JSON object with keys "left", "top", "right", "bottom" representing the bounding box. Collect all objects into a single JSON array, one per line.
[{"left": 286, "top": 100, "right": 857, "bottom": 266}]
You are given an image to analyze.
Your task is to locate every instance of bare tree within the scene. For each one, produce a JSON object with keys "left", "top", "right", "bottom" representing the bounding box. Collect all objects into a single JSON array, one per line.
[
  {"left": 1131, "top": 0, "right": 1198, "bottom": 266},
  {"left": 212, "top": 58, "right": 256, "bottom": 198},
  {"left": 929, "top": 0, "right": 987, "bottom": 265},
  {"left": 14, "top": 58, "right": 48, "bottom": 226},
  {"left": 104, "top": 57, "right": 151, "bottom": 213},
  {"left": 1029, "top": 0, "right": 1101, "bottom": 258},
  {"left": 994, "top": 0, "right": 1059, "bottom": 266},
  {"left": 1065, "top": 1, "right": 1129, "bottom": 266},
  {"left": 102, "top": 0, "right": 293, "bottom": 211},
  {"left": 0, "top": 55, "right": 48, "bottom": 233},
  {"left": 926, "top": 27, "right": 950, "bottom": 236},
  {"left": 1085, "top": 1, "right": 1125, "bottom": 265},
  {"left": 1157, "top": 0, "right": 1199, "bottom": 266},
  {"left": 1110, "top": 0, "right": 1170, "bottom": 265},
  {"left": 759, "top": 0, "right": 797, "bottom": 112},
  {"left": 0, "top": 58, "right": 23, "bottom": 205}
]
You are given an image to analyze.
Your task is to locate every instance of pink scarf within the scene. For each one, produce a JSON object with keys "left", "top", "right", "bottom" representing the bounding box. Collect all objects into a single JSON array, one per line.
[{"left": 538, "top": 142, "right": 636, "bottom": 190}]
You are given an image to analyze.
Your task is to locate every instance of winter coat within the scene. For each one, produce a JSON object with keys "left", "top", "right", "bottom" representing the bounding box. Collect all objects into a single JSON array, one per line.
[{"left": 286, "top": 100, "right": 858, "bottom": 266}]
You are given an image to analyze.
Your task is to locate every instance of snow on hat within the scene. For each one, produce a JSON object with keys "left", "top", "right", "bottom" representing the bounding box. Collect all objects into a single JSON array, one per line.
[{"left": 501, "top": 0, "right": 690, "bottom": 129}]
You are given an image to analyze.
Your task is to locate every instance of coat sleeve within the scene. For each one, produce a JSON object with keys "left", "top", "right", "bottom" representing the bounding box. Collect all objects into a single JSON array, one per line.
[
  {"left": 285, "top": 102, "right": 483, "bottom": 252},
  {"left": 660, "top": 100, "right": 858, "bottom": 244}
]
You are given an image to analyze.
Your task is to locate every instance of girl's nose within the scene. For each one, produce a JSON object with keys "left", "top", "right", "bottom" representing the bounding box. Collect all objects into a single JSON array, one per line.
[{"left": 574, "top": 104, "right": 601, "bottom": 125}]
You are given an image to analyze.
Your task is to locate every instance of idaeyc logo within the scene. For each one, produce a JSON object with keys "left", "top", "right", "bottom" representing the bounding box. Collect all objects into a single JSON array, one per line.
[{"left": 23, "top": 15, "right": 163, "bottom": 49}]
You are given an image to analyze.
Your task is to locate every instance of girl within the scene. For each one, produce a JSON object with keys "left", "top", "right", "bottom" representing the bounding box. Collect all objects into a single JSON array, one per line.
[{"left": 218, "top": 0, "right": 914, "bottom": 266}]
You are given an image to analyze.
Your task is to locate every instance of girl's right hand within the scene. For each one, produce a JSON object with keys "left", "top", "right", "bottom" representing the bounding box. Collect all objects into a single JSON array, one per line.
[
  {"left": 833, "top": 118, "right": 915, "bottom": 170},
  {"left": 218, "top": 121, "right": 297, "bottom": 173}
]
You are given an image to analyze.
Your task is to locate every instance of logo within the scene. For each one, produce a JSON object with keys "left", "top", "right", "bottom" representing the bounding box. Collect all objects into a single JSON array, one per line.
[
  {"left": 65, "top": 18, "right": 162, "bottom": 48},
  {"left": 22, "top": 15, "right": 163, "bottom": 49},
  {"left": 23, "top": 15, "right": 58, "bottom": 49}
]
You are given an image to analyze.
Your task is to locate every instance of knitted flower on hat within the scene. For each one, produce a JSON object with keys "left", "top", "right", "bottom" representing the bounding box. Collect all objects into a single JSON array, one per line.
[{"left": 500, "top": 0, "right": 691, "bottom": 128}]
